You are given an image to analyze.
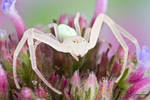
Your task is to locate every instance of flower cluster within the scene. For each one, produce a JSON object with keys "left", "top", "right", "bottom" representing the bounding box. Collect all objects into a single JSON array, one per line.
[{"left": 0, "top": 0, "right": 150, "bottom": 100}]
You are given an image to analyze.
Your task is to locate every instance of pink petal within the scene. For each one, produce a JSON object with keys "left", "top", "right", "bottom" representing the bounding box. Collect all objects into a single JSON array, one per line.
[
  {"left": 128, "top": 66, "right": 146, "bottom": 84},
  {"left": 124, "top": 77, "right": 150, "bottom": 99}
]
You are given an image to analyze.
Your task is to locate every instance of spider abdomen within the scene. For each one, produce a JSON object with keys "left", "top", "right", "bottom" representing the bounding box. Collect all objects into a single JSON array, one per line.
[{"left": 58, "top": 24, "right": 77, "bottom": 40}]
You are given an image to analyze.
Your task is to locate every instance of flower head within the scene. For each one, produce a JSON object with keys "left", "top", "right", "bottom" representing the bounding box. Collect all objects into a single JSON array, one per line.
[{"left": 136, "top": 46, "right": 150, "bottom": 68}]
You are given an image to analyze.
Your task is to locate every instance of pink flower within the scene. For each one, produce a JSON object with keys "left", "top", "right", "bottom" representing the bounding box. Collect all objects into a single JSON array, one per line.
[
  {"left": 124, "top": 77, "right": 150, "bottom": 100},
  {"left": 0, "top": 64, "right": 8, "bottom": 97},
  {"left": 91, "top": 0, "right": 108, "bottom": 26},
  {"left": 1, "top": 0, "right": 26, "bottom": 40}
]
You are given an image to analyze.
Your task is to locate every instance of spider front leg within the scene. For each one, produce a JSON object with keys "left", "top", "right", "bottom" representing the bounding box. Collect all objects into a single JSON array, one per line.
[
  {"left": 28, "top": 29, "right": 68, "bottom": 94},
  {"left": 34, "top": 23, "right": 60, "bottom": 49},
  {"left": 13, "top": 28, "right": 65, "bottom": 94},
  {"left": 28, "top": 28, "right": 68, "bottom": 94},
  {"left": 13, "top": 31, "right": 29, "bottom": 89},
  {"left": 114, "top": 23, "right": 140, "bottom": 50},
  {"left": 89, "top": 14, "right": 129, "bottom": 83},
  {"left": 28, "top": 36, "right": 62, "bottom": 94}
]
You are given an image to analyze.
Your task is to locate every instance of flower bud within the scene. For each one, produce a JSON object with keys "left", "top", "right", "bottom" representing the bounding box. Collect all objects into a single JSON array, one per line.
[
  {"left": 71, "top": 70, "right": 81, "bottom": 94},
  {"left": 85, "top": 72, "right": 98, "bottom": 100},
  {"left": 21, "top": 87, "right": 35, "bottom": 100},
  {"left": 71, "top": 70, "right": 80, "bottom": 87},
  {"left": 97, "top": 79, "right": 114, "bottom": 100}
]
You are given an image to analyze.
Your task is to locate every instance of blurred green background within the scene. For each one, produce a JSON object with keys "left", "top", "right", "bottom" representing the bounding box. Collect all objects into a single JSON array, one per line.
[{"left": 0, "top": 0, "right": 150, "bottom": 48}]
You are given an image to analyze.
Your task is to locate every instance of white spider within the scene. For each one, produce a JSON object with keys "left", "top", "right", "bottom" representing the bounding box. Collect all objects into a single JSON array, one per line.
[{"left": 13, "top": 13, "right": 140, "bottom": 94}]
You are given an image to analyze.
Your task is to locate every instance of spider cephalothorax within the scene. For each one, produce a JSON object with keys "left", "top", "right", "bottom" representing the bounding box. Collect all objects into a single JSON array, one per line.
[{"left": 13, "top": 13, "right": 140, "bottom": 94}]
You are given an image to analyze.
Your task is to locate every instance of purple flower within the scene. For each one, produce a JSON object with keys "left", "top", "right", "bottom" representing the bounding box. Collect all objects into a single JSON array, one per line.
[
  {"left": 1, "top": 0, "right": 26, "bottom": 40},
  {"left": 124, "top": 77, "right": 150, "bottom": 100},
  {"left": 0, "top": 64, "right": 8, "bottom": 98},
  {"left": 136, "top": 46, "right": 150, "bottom": 68},
  {"left": 127, "top": 46, "right": 150, "bottom": 84},
  {"left": 1, "top": 0, "right": 17, "bottom": 15},
  {"left": 91, "top": 0, "right": 108, "bottom": 26}
]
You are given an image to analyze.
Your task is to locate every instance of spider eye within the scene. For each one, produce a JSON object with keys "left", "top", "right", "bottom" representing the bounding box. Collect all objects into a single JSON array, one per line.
[
  {"left": 73, "top": 40, "right": 76, "bottom": 43},
  {"left": 72, "top": 39, "right": 83, "bottom": 44}
]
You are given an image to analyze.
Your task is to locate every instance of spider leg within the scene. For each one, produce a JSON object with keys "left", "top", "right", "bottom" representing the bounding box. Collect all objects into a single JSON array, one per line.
[
  {"left": 48, "top": 23, "right": 60, "bottom": 41},
  {"left": 34, "top": 23, "right": 60, "bottom": 49},
  {"left": 28, "top": 28, "right": 68, "bottom": 94},
  {"left": 28, "top": 35, "right": 62, "bottom": 94},
  {"left": 74, "top": 12, "right": 81, "bottom": 35},
  {"left": 71, "top": 53, "right": 79, "bottom": 61},
  {"left": 34, "top": 33, "right": 57, "bottom": 50},
  {"left": 36, "top": 23, "right": 59, "bottom": 40},
  {"left": 114, "top": 23, "right": 140, "bottom": 50},
  {"left": 89, "top": 14, "right": 129, "bottom": 83},
  {"left": 13, "top": 31, "right": 28, "bottom": 89},
  {"left": 84, "top": 28, "right": 91, "bottom": 42}
]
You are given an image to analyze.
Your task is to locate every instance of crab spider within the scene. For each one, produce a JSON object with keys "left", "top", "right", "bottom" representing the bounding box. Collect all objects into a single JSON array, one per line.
[{"left": 13, "top": 13, "right": 140, "bottom": 94}]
